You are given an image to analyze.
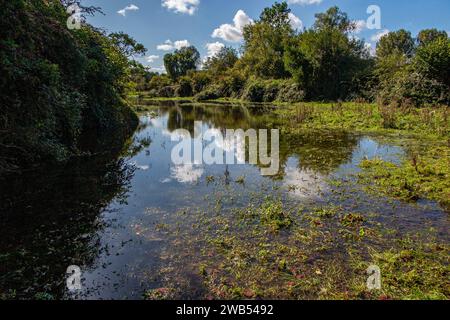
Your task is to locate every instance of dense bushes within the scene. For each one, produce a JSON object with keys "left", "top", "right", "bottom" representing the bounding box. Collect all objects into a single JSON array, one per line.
[
  {"left": 376, "top": 30, "right": 450, "bottom": 107},
  {"left": 0, "top": 0, "right": 140, "bottom": 174}
]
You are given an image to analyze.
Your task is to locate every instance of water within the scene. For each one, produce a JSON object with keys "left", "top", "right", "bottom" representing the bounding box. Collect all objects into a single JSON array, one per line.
[{"left": 1, "top": 102, "right": 448, "bottom": 299}]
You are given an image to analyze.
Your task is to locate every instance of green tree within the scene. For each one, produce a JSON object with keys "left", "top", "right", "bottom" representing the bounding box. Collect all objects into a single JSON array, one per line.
[
  {"left": 241, "top": 1, "right": 294, "bottom": 79},
  {"left": 203, "top": 46, "right": 238, "bottom": 75},
  {"left": 285, "top": 6, "right": 369, "bottom": 100},
  {"left": 415, "top": 37, "right": 450, "bottom": 86},
  {"left": 417, "top": 29, "right": 448, "bottom": 47},
  {"left": 164, "top": 46, "right": 200, "bottom": 80},
  {"left": 376, "top": 29, "right": 415, "bottom": 59},
  {"left": 109, "top": 32, "right": 147, "bottom": 58},
  {"left": 313, "top": 6, "right": 355, "bottom": 33},
  {"left": 375, "top": 30, "right": 415, "bottom": 85}
]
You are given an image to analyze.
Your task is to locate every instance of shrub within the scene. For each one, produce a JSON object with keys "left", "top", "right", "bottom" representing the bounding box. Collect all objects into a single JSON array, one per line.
[
  {"left": 188, "top": 70, "right": 212, "bottom": 94},
  {"left": 276, "top": 81, "right": 305, "bottom": 102},
  {"left": 378, "top": 70, "right": 450, "bottom": 107},
  {"left": 175, "top": 77, "right": 193, "bottom": 97},
  {"left": 158, "top": 86, "right": 177, "bottom": 98},
  {"left": 242, "top": 79, "right": 284, "bottom": 102},
  {"left": 194, "top": 85, "right": 221, "bottom": 101}
]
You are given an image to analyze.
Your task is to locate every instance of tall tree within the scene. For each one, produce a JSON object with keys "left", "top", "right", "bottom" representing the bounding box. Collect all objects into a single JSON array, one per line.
[
  {"left": 417, "top": 29, "right": 448, "bottom": 47},
  {"left": 203, "top": 46, "right": 238, "bottom": 75},
  {"left": 313, "top": 6, "right": 355, "bottom": 33},
  {"left": 285, "top": 6, "right": 369, "bottom": 100},
  {"left": 241, "top": 1, "right": 294, "bottom": 78},
  {"left": 164, "top": 46, "right": 200, "bottom": 80},
  {"left": 376, "top": 29, "right": 415, "bottom": 59}
]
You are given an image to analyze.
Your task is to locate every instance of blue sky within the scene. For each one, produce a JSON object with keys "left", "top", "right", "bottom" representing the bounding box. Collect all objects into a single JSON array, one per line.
[{"left": 84, "top": 0, "right": 450, "bottom": 73}]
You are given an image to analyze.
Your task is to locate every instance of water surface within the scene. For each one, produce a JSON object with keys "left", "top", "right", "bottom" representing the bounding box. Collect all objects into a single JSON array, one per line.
[{"left": 1, "top": 102, "right": 448, "bottom": 299}]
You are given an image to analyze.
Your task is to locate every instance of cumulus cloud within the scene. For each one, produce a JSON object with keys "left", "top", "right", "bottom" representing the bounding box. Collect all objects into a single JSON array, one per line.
[
  {"left": 371, "top": 29, "right": 389, "bottom": 42},
  {"left": 288, "top": 0, "right": 323, "bottom": 5},
  {"left": 162, "top": 0, "right": 200, "bottom": 15},
  {"left": 288, "top": 13, "right": 303, "bottom": 30},
  {"left": 146, "top": 55, "right": 160, "bottom": 63},
  {"left": 117, "top": 4, "right": 139, "bottom": 17},
  {"left": 205, "top": 42, "right": 225, "bottom": 59},
  {"left": 157, "top": 39, "right": 191, "bottom": 51},
  {"left": 353, "top": 20, "right": 367, "bottom": 34},
  {"left": 212, "top": 10, "right": 253, "bottom": 42}
]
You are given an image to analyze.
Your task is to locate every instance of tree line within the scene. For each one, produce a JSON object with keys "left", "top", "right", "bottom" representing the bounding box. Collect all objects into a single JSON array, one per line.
[{"left": 134, "top": 2, "right": 449, "bottom": 107}]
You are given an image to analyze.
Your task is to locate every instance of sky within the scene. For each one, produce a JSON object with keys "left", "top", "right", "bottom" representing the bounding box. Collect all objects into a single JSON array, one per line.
[{"left": 83, "top": 0, "right": 450, "bottom": 73}]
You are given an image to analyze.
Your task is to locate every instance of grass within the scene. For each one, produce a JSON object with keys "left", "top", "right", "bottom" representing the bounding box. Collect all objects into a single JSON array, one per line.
[
  {"left": 275, "top": 102, "right": 450, "bottom": 140},
  {"left": 348, "top": 239, "right": 450, "bottom": 300},
  {"left": 358, "top": 146, "right": 450, "bottom": 210}
]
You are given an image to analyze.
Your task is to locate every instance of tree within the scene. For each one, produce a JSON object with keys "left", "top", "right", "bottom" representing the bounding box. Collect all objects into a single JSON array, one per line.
[
  {"left": 241, "top": 1, "right": 294, "bottom": 79},
  {"left": 164, "top": 46, "right": 200, "bottom": 80},
  {"left": 376, "top": 29, "right": 415, "bottom": 59},
  {"left": 109, "top": 32, "right": 147, "bottom": 58},
  {"left": 260, "top": 1, "right": 292, "bottom": 30},
  {"left": 285, "top": 6, "right": 369, "bottom": 100},
  {"left": 415, "top": 37, "right": 450, "bottom": 86},
  {"left": 375, "top": 30, "right": 416, "bottom": 85},
  {"left": 313, "top": 6, "right": 355, "bottom": 33},
  {"left": 203, "top": 46, "right": 238, "bottom": 75},
  {"left": 417, "top": 29, "right": 448, "bottom": 47}
]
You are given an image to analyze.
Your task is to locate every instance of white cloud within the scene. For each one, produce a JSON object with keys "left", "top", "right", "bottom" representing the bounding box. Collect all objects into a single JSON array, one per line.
[
  {"left": 353, "top": 20, "right": 366, "bottom": 34},
  {"left": 157, "top": 39, "right": 191, "bottom": 51},
  {"left": 365, "top": 42, "right": 376, "bottom": 56},
  {"left": 288, "top": 13, "right": 303, "bottom": 30},
  {"left": 162, "top": 0, "right": 200, "bottom": 15},
  {"left": 146, "top": 55, "right": 160, "bottom": 63},
  {"left": 212, "top": 10, "right": 253, "bottom": 42},
  {"left": 153, "top": 66, "right": 166, "bottom": 74},
  {"left": 288, "top": 0, "right": 323, "bottom": 5},
  {"left": 205, "top": 42, "right": 225, "bottom": 59},
  {"left": 117, "top": 4, "right": 139, "bottom": 17},
  {"left": 371, "top": 29, "right": 389, "bottom": 42},
  {"left": 171, "top": 164, "right": 204, "bottom": 184}
]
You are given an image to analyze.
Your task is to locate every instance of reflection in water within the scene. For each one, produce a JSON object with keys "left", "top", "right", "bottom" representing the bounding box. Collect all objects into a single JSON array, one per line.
[
  {"left": 170, "top": 164, "right": 204, "bottom": 184},
  {"left": 0, "top": 155, "right": 135, "bottom": 299},
  {"left": 1, "top": 100, "right": 447, "bottom": 299}
]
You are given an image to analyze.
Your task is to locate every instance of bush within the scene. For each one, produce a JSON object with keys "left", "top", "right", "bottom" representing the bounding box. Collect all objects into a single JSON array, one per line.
[
  {"left": 241, "top": 79, "right": 291, "bottom": 103},
  {"left": 276, "top": 80, "right": 305, "bottom": 102},
  {"left": 378, "top": 70, "right": 450, "bottom": 107},
  {"left": 158, "top": 86, "right": 177, "bottom": 98},
  {"left": 175, "top": 77, "right": 193, "bottom": 97},
  {"left": 242, "top": 80, "right": 267, "bottom": 102},
  {"left": 188, "top": 70, "right": 212, "bottom": 94},
  {"left": 218, "top": 72, "right": 246, "bottom": 98},
  {"left": 0, "top": 0, "right": 139, "bottom": 174},
  {"left": 194, "top": 85, "right": 221, "bottom": 101}
]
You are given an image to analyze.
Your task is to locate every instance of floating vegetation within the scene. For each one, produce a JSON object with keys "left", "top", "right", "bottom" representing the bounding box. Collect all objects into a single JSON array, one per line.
[{"left": 359, "top": 146, "right": 450, "bottom": 210}]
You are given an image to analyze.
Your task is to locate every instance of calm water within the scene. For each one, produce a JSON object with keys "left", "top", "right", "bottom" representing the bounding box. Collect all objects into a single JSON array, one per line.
[{"left": 1, "top": 102, "right": 448, "bottom": 299}]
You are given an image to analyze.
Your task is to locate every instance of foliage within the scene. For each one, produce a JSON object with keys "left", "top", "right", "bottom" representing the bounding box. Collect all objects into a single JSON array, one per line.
[
  {"left": 0, "top": 0, "right": 141, "bottom": 174},
  {"left": 164, "top": 46, "right": 200, "bottom": 80},
  {"left": 203, "top": 46, "right": 238, "bottom": 76},
  {"left": 135, "top": 2, "right": 448, "bottom": 108},
  {"left": 241, "top": 2, "right": 293, "bottom": 79},
  {"left": 376, "top": 30, "right": 450, "bottom": 107}
]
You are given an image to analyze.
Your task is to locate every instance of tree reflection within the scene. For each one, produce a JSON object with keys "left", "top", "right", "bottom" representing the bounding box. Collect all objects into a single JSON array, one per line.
[{"left": 0, "top": 154, "right": 135, "bottom": 299}]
